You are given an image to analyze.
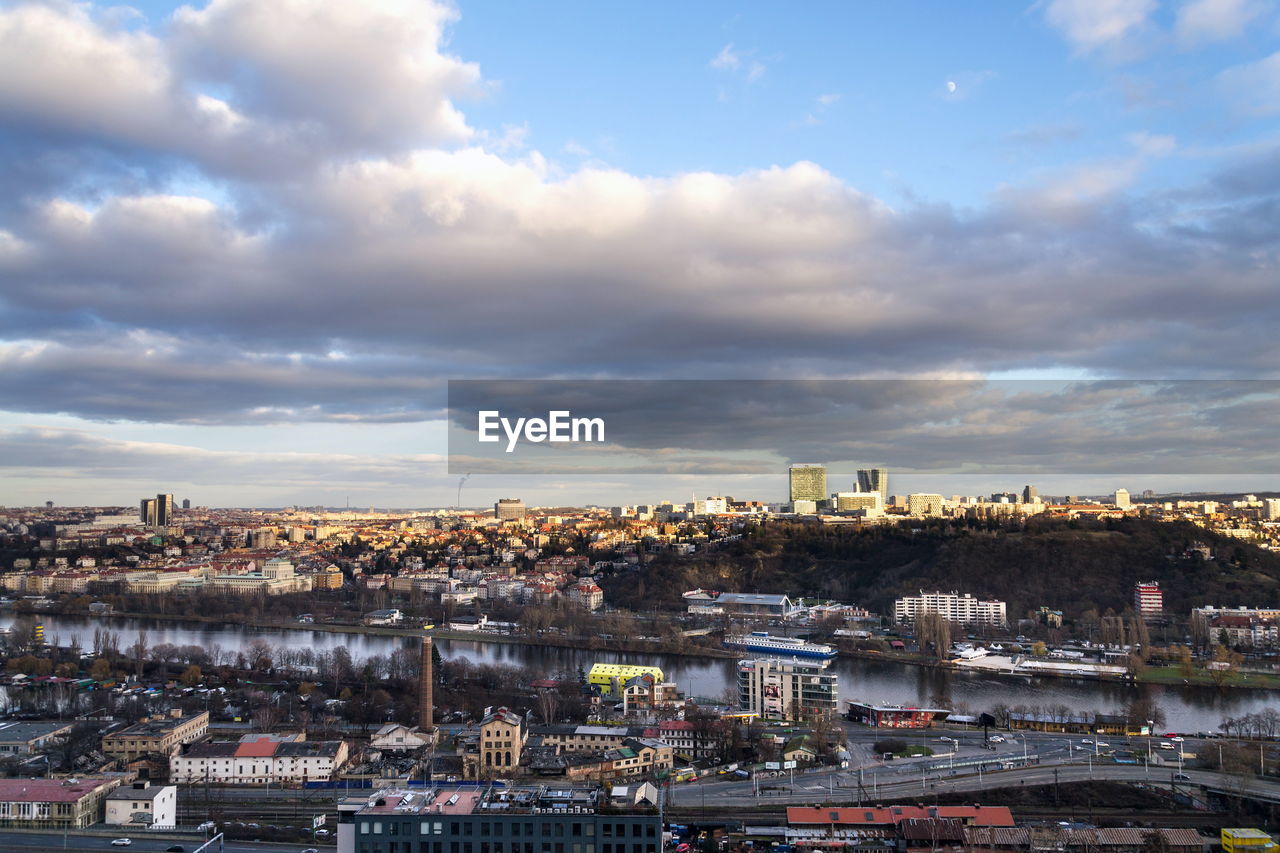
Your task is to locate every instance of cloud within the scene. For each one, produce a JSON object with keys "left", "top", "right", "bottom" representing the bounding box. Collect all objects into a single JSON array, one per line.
[
  {"left": 1044, "top": 0, "right": 1156, "bottom": 52},
  {"left": 816, "top": 93, "right": 842, "bottom": 107},
  {"left": 1005, "top": 123, "right": 1082, "bottom": 147},
  {"left": 0, "top": 0, "right": 481, "bottom": 185},
  {"left": 709, "top": 43, "right": 740, "bottom": 71},
  {"left": 709, "top": 42, "right": 766, "bottom": 82},
  {"left": 1175, "top": 0, "right": 1265, "bottom": 45},
  {"left": 1218, "top": 51, "right": 1280, "bottom": 115}
]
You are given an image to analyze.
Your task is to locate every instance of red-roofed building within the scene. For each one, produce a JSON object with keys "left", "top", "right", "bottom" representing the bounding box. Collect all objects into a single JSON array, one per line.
[{"left": 0, "top": 776, "right": 122, "bottom": 828}]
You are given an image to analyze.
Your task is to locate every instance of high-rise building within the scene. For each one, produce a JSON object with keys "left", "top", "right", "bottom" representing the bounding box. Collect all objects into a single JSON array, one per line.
[
  {"left": 1113, "top": 488, "right": 1131, "bottom": 509},
  {"left": 1134, "top": 581, "right": 1163, "bottom": 620},
  {"left": 155, "top": 494, "right": 173, "bottom": 528},
  {"left": 857, "top": 468, "right": 889, "bottom": 503},
  {"left": 737, "top": 657, "right": 838, "bottom": 720},
  {"left": 44, "top": 501, "right": 53, "bottom": 510},
  {"left": 181, "top": 498, "right": 190, "bottom": 510},
  {"left": 494, "top": 498, "right": 525, "bottom": 521},
  {"left": 1022, "top": 485, "right": 1038, "bottom": 503},
  {"left": 140, "top": 498, "right": 157, "bottom": 527},
  {"left": 1264, "top": 498, "right": 1280, "bottom": 521},
  {"left": 789, "top": 464, "right": 827, "bottom": 504}
]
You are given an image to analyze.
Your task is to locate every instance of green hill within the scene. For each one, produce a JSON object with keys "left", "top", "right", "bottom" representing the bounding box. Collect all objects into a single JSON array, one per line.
[{"left": 601, "top": 517, "right": 1280, "bottom": 622}]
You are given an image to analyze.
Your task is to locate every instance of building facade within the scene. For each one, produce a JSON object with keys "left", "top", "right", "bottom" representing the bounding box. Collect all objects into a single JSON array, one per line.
[
  {"left": 789, "top": 465, "right": 827, "bottom": 504},
  {"left": 104, "top": 781, "right": 177, "bottom": 829},
  {"left": 1134, "top": 581, "right": 1163, "bottom": 620},
  {"left": 495, "top": 499, "right": 526, "bottom": 521},
  {"left": 170, "top": 733, "right": 348, "bottom": 784},
  {"left": 101, "top": 710, "right": 209, "bottom": 761},
  {"left": 338, "top": 785, "right": 661, "bottom": 853},
  {"left": 893, "top": 591, "right": 1007, "bottom": 625},
  {"left": 737, "top": 657, "right": 838, "bottom": 720},
  {"left": 0, "top": 777, "right": 122, "bottom": 829}
]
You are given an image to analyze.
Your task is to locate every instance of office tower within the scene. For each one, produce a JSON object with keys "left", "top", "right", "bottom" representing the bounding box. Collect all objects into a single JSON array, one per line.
[
  {"left": 857, "top": 468, "right": 889, "bottom": 503},
  {"left": 789, "top": 464, "right": 827, "bottom": 504},
  {"left": 1022, "top": 485, "right": 1038, "bottom": 503},
  {"left": 44, "top": 501, "right": 53, "bottom": 509},
  {"left": 1113, "top": 488, "right": 1131, "bottom": 509},
  {"left": 140, "top": 498, "right": 157, "bottom": 527},
  {"left": 494, "top": 498, "right": 526, "bottom": 521},
  {"left": 182, "top": 498, "right": 190, "bottom": 510},
  {"left": 155, "top": 493, "right": 173, "bottom": 527},
  {"left": 906, "top": 493, "right": 945, "bottom": 517}
]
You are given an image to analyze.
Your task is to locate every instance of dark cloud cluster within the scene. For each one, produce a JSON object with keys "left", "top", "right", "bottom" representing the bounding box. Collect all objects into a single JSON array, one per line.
[{"left": 0, "top": 0, "right": 1278, "bottom": 503}]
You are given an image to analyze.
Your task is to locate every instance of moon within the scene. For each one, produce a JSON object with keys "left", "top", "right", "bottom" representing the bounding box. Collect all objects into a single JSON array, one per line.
[{"left": 946, "top": 81, "right": 957, "bottom": 94}]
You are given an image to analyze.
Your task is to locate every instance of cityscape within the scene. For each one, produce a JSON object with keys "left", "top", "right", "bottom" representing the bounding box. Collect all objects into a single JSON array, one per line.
[{"left": 3, "top": 0, "right": 1280, "bottom": 851}]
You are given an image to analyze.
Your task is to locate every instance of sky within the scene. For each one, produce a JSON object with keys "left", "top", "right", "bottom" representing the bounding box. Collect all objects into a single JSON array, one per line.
[{"left": 1, "top": 0, "right": 1279, "bottom": 508}]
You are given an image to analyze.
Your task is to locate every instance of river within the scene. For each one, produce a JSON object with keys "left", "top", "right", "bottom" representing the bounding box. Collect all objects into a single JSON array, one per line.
[{"left": 10, "top": 613, "right": 1277, "bottom": 732}]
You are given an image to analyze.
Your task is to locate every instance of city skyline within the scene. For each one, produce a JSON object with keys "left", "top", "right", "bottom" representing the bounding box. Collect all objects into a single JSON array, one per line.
[{"left": 2, "top": 1, "right": 1279, "bottom": 505}]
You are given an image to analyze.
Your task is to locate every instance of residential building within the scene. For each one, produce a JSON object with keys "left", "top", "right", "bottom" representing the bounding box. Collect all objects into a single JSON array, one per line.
[
  {"left": 789, "top": 464, "right": 827, "bottom": 504},
  {"left": 104, "top": 781, "right": 177, "bottom": 829},
  {"left": 1022, "top": 484, "right": 1038, "bottom": 503},
  {"left": 692, "top": 497, "right": 727, "bottom": 516},
  {"left": 0, "top": 777, "right": 122, "bottom": 828},
  {"left": 1114, "top": 488, "right": 1131, "bottom": 509},
  {"left": 737, "top": 657, "right": 839, "bottom": 720},
  {"left": 1134, "top": 581, "right": 1163, "bottom": 621},
  {"left": 336, "top": 785, "right": 662, "bottom": 853},
  {"left": 566, "top": 580, "right": 604, "bottom": 610},
  {"left": 101, "top": 710, "right": 209, "bottom": 761},
  {"left": 893, "top": 591, "right": 1007, "bottom": 625},
  {"left": 170, "top": 733, "right": 348, "bottom": 784}
]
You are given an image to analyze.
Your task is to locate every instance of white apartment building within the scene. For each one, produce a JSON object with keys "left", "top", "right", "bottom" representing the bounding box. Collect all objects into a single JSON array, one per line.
[{"left": 893, "top": 590, "right": 1007, "bottom": 625}]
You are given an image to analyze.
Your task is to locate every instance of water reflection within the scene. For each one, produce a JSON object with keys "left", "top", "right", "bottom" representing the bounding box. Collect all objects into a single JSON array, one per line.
[{"left": 9, "top": 613, "right": 1277, "bottom": 731}]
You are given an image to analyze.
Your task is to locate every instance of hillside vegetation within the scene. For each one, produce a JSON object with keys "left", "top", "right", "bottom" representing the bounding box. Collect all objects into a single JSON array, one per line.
[{"left": 602, "top": 518, "right": 1280, "bottom": 621}]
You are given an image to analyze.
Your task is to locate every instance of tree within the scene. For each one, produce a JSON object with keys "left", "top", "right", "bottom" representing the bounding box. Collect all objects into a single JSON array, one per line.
[
  {"left": 1208, "top": 645, "right": 1243, "bottom": 687},
  {"left": 915, "top": 611, "right": 952, "bottom": 660},
  {"left": 1031, "top": 641, "right": 1047, "bottom": 657},
  {"left": 89, "top": 658, "right": 111, "bottom": 681},
  {"left": 39, "top": 723, "right": 102, "bottom": 773},
  {"left": 180, "top": 665, "right": 202, "bottom": 687}
]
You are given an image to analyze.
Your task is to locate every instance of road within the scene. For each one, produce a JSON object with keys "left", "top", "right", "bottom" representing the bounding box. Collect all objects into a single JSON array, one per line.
[{"left": 0, "top": 832, "right": 306, "bottom": 853}]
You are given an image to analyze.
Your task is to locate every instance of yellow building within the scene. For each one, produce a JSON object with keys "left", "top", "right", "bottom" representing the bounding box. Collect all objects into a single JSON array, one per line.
[
  {"left": 1223, "top": 829, "right": 1276, "bottom": 853},
  {"left": 587, "top": 663, "right": 663, "bottom": 698}
]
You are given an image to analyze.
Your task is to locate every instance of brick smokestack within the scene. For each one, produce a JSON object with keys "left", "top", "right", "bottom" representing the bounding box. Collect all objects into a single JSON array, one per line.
[{"left": 419, "top": 635, "right": 434, "bottom": 730}]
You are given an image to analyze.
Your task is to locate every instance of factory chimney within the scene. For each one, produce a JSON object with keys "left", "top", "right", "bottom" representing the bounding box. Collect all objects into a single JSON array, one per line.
[{"left": 419, "top": 634, "right": 434, "bottom": 731}]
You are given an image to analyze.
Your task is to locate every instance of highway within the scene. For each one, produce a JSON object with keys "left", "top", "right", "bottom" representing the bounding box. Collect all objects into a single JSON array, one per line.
[{"left": 0, "top": 831, "right": 306, "bottom": 853}]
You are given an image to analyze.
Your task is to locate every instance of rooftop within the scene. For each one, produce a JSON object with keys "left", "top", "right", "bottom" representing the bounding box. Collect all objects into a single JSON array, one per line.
[
  {"left": 353, "top": 785, "right": 605, "bottom": 817},
  {"left": 0, "top": 777, "right": 117, "bottom": 803}
]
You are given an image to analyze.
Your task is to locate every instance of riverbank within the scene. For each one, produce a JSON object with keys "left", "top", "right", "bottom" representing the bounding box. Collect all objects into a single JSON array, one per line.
[{"left": 23, "top": 607, "right": 1280, "bottom": 691}]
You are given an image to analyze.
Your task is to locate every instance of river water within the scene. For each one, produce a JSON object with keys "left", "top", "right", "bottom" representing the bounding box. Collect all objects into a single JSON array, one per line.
[{"left": 11, "top": 614, "right": 1277, "bottom": 732}]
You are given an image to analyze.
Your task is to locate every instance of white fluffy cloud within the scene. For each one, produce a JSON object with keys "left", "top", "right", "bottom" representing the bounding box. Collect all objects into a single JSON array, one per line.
[
  {"left": 1175, "top": 0, "right": 1265, "bottom": 44},
  {"left": 1044, "top": 0, "right": 1157, "bottom": 51},
  {"left": 0, "top": 0, "right": 479, "bottom": 178}
]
